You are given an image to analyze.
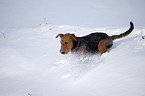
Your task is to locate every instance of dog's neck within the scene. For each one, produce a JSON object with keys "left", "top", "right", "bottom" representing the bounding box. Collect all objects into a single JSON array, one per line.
[{"left": 71, "top": 37, "right": 80, "bottom": 51}]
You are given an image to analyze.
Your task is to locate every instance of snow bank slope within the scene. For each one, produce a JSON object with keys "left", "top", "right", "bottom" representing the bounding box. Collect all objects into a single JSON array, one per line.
[{"left": 0, "top": 25, "right": 145, "bottom": 96}]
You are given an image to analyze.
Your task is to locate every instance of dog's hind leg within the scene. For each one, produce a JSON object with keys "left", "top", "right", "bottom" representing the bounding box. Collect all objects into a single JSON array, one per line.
[
  {"left": 98, "top": 38, "right": 113, "bottom": 55},
  {"left": 98, "top": 40, "right": 107, "bottom": 55}
]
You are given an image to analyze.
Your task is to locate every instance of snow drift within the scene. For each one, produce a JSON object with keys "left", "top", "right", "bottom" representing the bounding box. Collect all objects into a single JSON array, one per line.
[{"left": 0, "top": 24, "right": 145, "bottom": 96}]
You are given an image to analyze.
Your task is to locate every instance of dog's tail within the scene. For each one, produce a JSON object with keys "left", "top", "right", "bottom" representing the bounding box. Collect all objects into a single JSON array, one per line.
[{"left": 111, "top": 21, "right": 134, "bottom": 40}]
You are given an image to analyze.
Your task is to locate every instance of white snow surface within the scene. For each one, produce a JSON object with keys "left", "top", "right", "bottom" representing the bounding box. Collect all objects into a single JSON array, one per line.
[{"left": 0, "top": 24, "right": 145, "bottom": 96}]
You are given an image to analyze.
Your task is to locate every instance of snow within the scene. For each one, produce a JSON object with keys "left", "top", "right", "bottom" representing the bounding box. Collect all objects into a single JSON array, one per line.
[
  {"left": 0, "top": 24, "right": 145, "bottom": 96},
  {"left": 0, "top": 0, "right": 145, "bottom": 96}
]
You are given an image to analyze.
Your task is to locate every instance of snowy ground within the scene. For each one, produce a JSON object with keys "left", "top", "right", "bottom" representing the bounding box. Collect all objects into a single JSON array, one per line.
[
  {"left": 0, "top": 24, "right": 145, "bottom": 96},
  {"left": 0, "top": 0, "right": 145, "bottom": 96}
]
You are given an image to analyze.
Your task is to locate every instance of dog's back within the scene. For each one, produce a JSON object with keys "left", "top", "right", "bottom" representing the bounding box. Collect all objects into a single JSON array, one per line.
[{"left": 78, "top": 33, "right": 111, "bottom": 53}]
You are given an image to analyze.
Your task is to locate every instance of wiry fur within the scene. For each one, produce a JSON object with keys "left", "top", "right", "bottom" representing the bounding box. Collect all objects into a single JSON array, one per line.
[{"left": 56, "top": 21, "right": 134, "bottom": 55}]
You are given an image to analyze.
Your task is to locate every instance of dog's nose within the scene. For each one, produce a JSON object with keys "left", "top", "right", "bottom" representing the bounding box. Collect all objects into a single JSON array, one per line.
[{"left": 61, "top": 52, "right": 65, "bottom": 54}]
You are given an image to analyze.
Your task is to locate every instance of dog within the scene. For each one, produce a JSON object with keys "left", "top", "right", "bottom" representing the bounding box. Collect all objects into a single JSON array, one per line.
[{"left": 56, "top": 21, "right": 134, "bottom": 55}]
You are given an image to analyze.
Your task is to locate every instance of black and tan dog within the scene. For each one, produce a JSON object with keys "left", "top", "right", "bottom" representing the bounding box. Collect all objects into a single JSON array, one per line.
[{"left": 56, "top": 21, "right": 134, "bottom": 55}]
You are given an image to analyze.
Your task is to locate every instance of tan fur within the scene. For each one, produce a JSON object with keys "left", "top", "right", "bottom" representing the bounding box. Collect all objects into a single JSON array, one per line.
[
  {"left": 98, "top": 38, "right": 113, "bottom": 55},
  {"left": 56, "top": 33, "right": 76, "bottom": 54},
  {"left": 98, "top": 40, "right": 106, "bottom": 55}
]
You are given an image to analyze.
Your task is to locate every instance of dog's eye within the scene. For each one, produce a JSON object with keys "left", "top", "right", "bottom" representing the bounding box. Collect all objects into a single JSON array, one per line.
[{"left": 65, "top": 42, "right": 68, "bottom": 45}]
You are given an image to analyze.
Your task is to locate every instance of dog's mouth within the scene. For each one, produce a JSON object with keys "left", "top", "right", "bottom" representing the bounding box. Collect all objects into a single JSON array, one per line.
[
  {"left": 60, "top": 51, "right": 66, "bottom": 54},
  {"left": 60, "top": 51, "right": 68, "bottom": 54},
  {"left": 60, "top": 45, "right": 72, "bottom": 54},
  {"left": 60, "top": 50, "right": 69, "bottom": 54}
]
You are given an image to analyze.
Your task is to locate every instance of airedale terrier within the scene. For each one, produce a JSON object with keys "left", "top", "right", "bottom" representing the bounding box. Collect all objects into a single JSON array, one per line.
[{"left": 56, "top": 22, "right": 134, "bottom": 55}]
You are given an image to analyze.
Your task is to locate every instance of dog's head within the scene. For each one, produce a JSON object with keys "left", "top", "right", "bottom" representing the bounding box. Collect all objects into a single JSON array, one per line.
[{"left": 56, "top": 33, "right": 77, "bottom": 54}]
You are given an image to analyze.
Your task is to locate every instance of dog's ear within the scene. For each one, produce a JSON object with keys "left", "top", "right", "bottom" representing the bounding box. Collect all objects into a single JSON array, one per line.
[
  {"left": 56, "top": 34, "right": 64, "bottom": 38},
  {"left": 70, "top": 34, "right": 77, "bottom": 41}
]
